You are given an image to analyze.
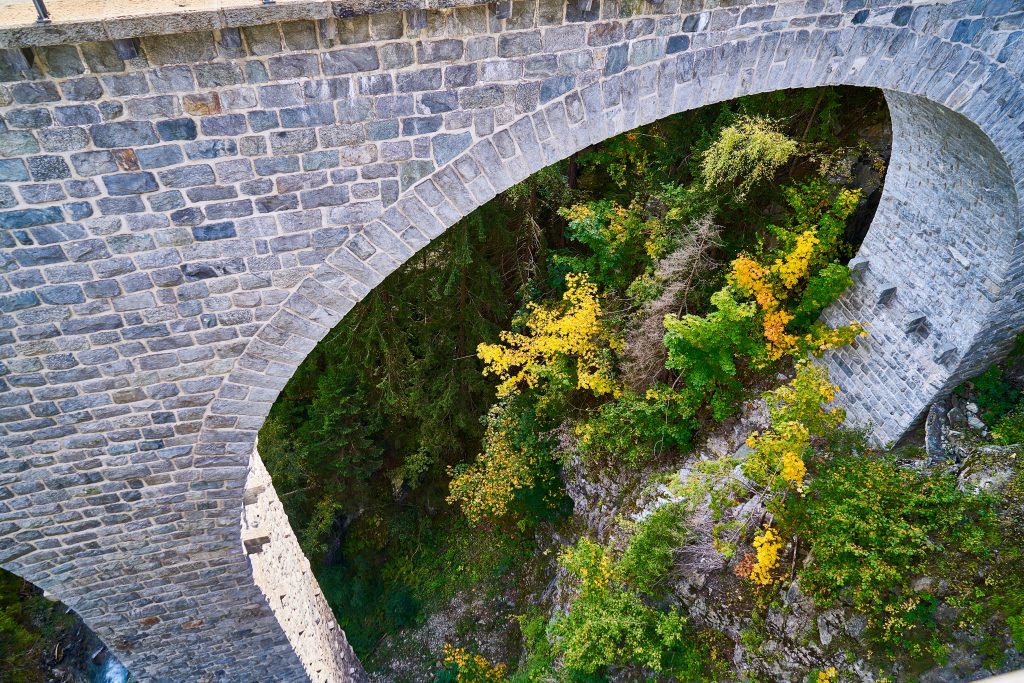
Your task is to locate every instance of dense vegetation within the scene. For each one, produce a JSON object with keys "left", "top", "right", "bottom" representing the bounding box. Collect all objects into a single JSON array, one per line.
[{"left": 259, "top": 85, "right": 927, "bottom": 678}]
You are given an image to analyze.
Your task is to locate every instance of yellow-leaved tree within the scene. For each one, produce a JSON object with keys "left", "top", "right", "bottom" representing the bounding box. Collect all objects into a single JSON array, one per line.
[{"left": 477, "top": 273, "right": 622, "bottom": 399}]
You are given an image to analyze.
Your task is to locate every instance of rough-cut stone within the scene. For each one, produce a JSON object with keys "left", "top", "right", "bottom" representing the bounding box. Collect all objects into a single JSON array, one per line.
[{"left": 1, "top": 3, "right": 1024, "bottom": 683}]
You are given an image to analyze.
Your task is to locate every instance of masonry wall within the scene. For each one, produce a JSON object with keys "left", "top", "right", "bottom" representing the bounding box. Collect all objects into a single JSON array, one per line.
[{"left": 1, "top": 0, "right": 1023, "bottom": 680}]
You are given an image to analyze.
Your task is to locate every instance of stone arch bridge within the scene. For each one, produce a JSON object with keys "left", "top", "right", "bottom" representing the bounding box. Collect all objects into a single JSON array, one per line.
[{"left": 0, "top": 0, "right": 1023, "bottom": 679}]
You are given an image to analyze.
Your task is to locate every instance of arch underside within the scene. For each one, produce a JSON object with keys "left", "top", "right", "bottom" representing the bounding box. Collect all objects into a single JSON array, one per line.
[{"left": 1, "top": 2, "right": 1023, "bottom": 680}]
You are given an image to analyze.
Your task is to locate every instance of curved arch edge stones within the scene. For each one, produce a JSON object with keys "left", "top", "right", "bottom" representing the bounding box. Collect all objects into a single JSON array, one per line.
[{"left": 1, "top": 1, "right": 1023, "bottom": 680}]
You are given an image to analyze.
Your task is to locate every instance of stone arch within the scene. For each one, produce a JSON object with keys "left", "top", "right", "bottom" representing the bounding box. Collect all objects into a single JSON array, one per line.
[
  {"left": 0, "top": 4, "right": 1022, "bottom": 681},
  {"left": 229, "top": 28, "right": 1023, "bottom": 454}
]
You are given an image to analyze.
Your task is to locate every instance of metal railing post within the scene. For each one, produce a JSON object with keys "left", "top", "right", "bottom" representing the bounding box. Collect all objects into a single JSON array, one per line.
[{"left": 30, "top": 0, "right": 50, "bottom": 23}]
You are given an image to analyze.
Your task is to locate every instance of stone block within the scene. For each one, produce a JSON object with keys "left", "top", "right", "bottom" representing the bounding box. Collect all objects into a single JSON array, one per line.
[
  {"left": 90, "top": 122, "right": 158, "bottom": 148},
  {"left": 322, "top": 47, "right": 380, "bottom": 74},
  {"left": 102, "top": 172, "right": 159, "bottom": 196}
]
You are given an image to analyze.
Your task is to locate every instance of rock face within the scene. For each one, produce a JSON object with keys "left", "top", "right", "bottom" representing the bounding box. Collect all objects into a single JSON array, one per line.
[
  {"left": 560, "top": 397, "right": 1024, "bottom": 683},
  {"left": 2, "top": 1, "right": 1024, "bottom": 680}
]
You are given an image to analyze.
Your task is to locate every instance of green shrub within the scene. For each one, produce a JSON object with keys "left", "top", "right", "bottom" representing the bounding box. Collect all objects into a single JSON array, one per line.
[
  {"left": 574, "top": 387, "right": 701, "bottom": 467},
  {"left": 787, "top": 455, "right": 996, "bottom": 648},
  {"left": 993, "top": 407, "right": 1024, "bottom": 445},
  {"left": 618, "top": 503, "right": 690, "bottom": 596},
  {"left": 663, "top": 288, "right": 764, "bottom": 420},
  {"left": 556, "top": 200, "right": 652, "bottom": 291},
  {"left": 968, "top": 366, "right": 1020, "bottom": 425}
]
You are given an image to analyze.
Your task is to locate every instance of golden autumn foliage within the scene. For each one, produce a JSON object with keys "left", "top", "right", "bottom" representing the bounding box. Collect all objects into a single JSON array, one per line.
[
  {"left": 818, "top": 667, "right": 840, "bottom": 683},
  {"left": 442, "top": 644, "right": 509, "bottom": 682},
  {"left": 749, "top": 526, "right": 784, "bottom": 586},
  {"left": 745, "top": 363, "right": 845, "bottom": 494},
  {"left": 477, "top": 273, "right": 621, "bottom": 399},
  {"left": 729, "top": 231, "right": 866, "bottom": 362},
  {"left": 446, "top": 403, "right": 538, "bottom": 524}
]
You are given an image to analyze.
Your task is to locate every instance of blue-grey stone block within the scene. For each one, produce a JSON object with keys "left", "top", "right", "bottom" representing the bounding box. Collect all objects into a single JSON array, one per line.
[
  {"left": 201, "top": 114, "right": 247, "bottom": 136},
  {"left": 12, "top": 81, "right": 59, "bottom": 104},
  {"left": 367, "top": 120, "right": 400, "bottom": 141},
  {"left": 185, "top": 139, "right": 238, "bottom": 159},
  {"left": 195, "top": 63, "right": 243, "bottom": 88},
  {"left": 64, "top": 239, "right": 108, "bottom": 262},
  {"left": 137, "top": 145, "right": 184, "bottom": 169},
  {"left": 192, "top": 222, "right": 237, "bottom": 241},
  {"left": 90, "top": 121, "right": 158, "bottom": 148},
  {"left": 83, "top": 280, "right": 120, "bottom": 298},
  {"left": 65, "top": 202, "right": 93, "bottom": 221},
  {"left": 418, "top": 91, "right": 458, "bottom": 114},
  {"left": 444, "top": 64, "right": 477, "bottom": 88},
  {"left": 280, "top": 104, "right": 335, "bottom": 128},
  {"left": 102, "top": 73, "right": 149, "bottom": 97},
  {"left": 0, "top": 131, "right": 40, "bottom": 156},
  {"left": 322, "top": 47, "right": 380, "bottom": 75},
  {"left": 0, "top": 186, "right": 15, "bottom": 208},
  {"left": 0, "top": 159, "right": 29, "bottom": 182},
  {"left": 170, "top": 207, "right": 205, "bottom": 226},
  {"left": 540, "top": 75, "right": 575, "bottom": 102},
  {"left": 5, "top": 108, "right": 53, "bottom": 129},
  {"left": 156, "top": 118, "right": 198, "bottom": 141},
  {"left": 666, "top": 35, "right": 690, "bottom": 53},
  {"left": 398, "top": 68, "right": 442, "bottom": 93},
  {"left": 186, "top": 186, "right": 236, "bottom": 203},
  {"left": 149, "top": 65, "right": 195, "bottom": 94},
  {"left": 19, "top": 183, "right": 66, "bottom": 204},
  {"left": 62, "top": 315, "right": 124, "bottom": 335},
  {"left": 97, "top": 196, "right": 146, "bottom": 215},
  {"left": 0, "top": 207, "right": 64, "bottom": 229},
  {"left": 38, "top": 284, "right": 85, "bottom": 305},
  {"left": 240, "top": 178, "right": 274, "bottom": 195},
  {"left": 0, "top": 291, "right": 40, "bottom": 313},
  {"left": 255, "top": 194, "right": 299, "bottom": 213},
  {"left": 248, "top": 110, "right": 279, "bottom": 133},
  {"left": 27, "top": 156, "right": 71, "bottom": 181},
  {"left": 401, "top": 116, "right": 442, "bottom": 135},
  {"left": 432, "top": 132, "right": 472, "bottom": 165},
  {"left": 159, "top": 165, "right": 215, "bottom": 188},
  {"left": 299, "top": 186, "right": 349, "bottom": 209},
  {"left": 12, "top": 245, "right": 66, "bottom": 266},
  {"left": 98, "top": 101, "right": 123, "bottom": 121},
  {"left": 65, "top": 180, "right": 100, "bottom": 198},
  {"left": 892, "top": 6, "right": 913, "bottom": 26},
  {"left": 205, "top": 200, "right": 252, "bottom": 220},
  {"left": 54, "top": 105, "right": 101, "bottom": 125},
  {"left": 149, "top": 190, "right": 185, "bottom": 212},
  {"left": 61, "top": 77, "right": 103, "bottom": 101},
  {"left": 102, "top": 172, "right": 159, "bottom": 196},
  {"left": 38, "top": 128, "right": 90, "bottom": 153},
  {"left": 268, "top": 54, "right": 320, "bottom": 80}
]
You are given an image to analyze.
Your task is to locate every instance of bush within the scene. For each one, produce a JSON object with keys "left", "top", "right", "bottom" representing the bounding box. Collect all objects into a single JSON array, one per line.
[
  {"left": 663, "top": 288, "right": 764, "bottom": 420},
  {"left": 551, "top": 539, "right": 713, "bottom": 679},
  {"left": 447, "top": 399, "right": 558, "bottom": 525},
  {"left": 744, "top": 363, "right": 845, "bottom": 494},
  {"left": 556, "top": 200, "right": 652, "bottom": 291},
  {"left": 477, "top": 273, "right": 621, "bottom": 400},
  {"left": 618, "top": 503, "right": 690, "bottom": 596},
  {"left": 574, "top": 387, "right": 702, "bottom": 467},
  {"left": 969, "top": 366, "right": 1021, "bottom": 425},
  {"left": 700, "top": 115, "right": 799, "bottom": 199},
  {"left": 994, "top": 407, "right": 1024, "bottom": 445},
  {"left": 439, "top": 644, "right": 509, "bottom": 682},
  {"left": 787, "top": 455, "right": 995, "bottom": 647}
]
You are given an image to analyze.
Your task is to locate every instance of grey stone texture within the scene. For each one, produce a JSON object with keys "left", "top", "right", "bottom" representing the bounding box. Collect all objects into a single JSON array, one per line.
[{"left": 2, "top": 1, "right": 1024, "bottom": 681}]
